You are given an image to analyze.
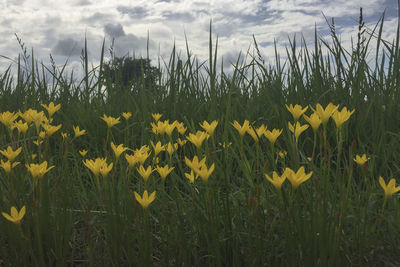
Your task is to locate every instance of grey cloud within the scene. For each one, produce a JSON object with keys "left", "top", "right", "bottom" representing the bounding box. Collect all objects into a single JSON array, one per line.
[
  {"left": 52, "top": 38, "right": 82, "bottom": 57},
  {"left": 76, "top": 0, "right": 91, "bottom": 5},
  {"left": 81, "top": 12, "right": 111, "bottom": 24},
  {"left": 104, "top": 23, "right": 126, "bottom": 38},
  {"left": 117, "top": 6, "right": 148, "bottom": 19},
  {"left": 162, "top": 11, "right": 195, "bottom": 22},
  {"left": 112, "top": 33, "right": 156, "bottom": 57},
  {"left": 7, "top": 0, "right": 25, "bottom": 6}
]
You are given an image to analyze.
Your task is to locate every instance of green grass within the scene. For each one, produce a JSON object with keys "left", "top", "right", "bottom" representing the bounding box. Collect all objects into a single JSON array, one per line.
[{"left": 0, "top": 9, "right": 400, "bottom": 266}]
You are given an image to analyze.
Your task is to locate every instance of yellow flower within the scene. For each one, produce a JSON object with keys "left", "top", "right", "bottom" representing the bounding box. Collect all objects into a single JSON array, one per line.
[
  {"left": 39, "top": 131, "right": 46, "bottom": 139},
  {"left": 110, "top": 142, "right": 128, "bottom": 160},
  {"left": 379, "top": 176, "right": 400, "bottom": 201},
  {"left": 61, "top": 132, "right": 69, "bottom": 140},
  {"left": 278, "top": 150, "right": 287, "bottom": 159},
  {"left": 176, "top": 138, "right": 187, "bottom": 147},
  {"left": 79, "top": 149, "right": 88, "bottom": 157},
  {"left": 122, "top": 112, "right": 132, "bottom": 120},
  {"left": 218, "top": 142, "right": 232, "bottom": 148},
  {"left": 41, "top": 102, "right": 61, "bottom": 117},
  {"left": 13, "top": 120, "right": 29, "bottom": 135},
  {"left": 134, "top": 147, "right": 150, "bottom": 165},
  {"left": 0, "top": 146, "right": 22, "bottom": 162},
  {"left": 33, "top": 140, "right": 43, "bottom": 146},
  {"left": 199, "top": 120, "right": 218, "bottom": 136},
  {"left": 42, "top": 123, "right": 62, "bottom": 137},
  {"left": 176, "top": 122, "right": 187, "bottom": 135},
  {"left": 152, "top": 113, "right": 163, "bottom": 122},
  {"left": 26, "top": 161, "right": 55, "bottom": 179},
  {"left": 150, "top": 141, "right": 165, "bottom": 157},
  {"left": 0, "top": 111, "right": 19, "bottom": 129},
  {"left": 288, "top": 121, "right": 309, "bottom": 141},
  {"left": 100, "top": 162, "right": 113, "bottom": 178},
  {"left": 134, "top": 190, "right": 156, "bottom": 209},
  {"left": 101, "top": 114, "right": 120, "bottom": 128},
  {"left": 186, "top": 131, "right": 208, "bottom": 149},
  {"left": 156, "top": 165, "right": 174, "bottom": 180},
  {"left": 195, "top": 163, "right": 215, "bottom": 183},
  {"left": 0, "top": 160, "right": 20, "bottom": 174},
  {"left": 185, "top": 170, "right": 198, "bottom": 183},
  {"left": 83, "top": 158, "right": 107, "bottom": 177},
  {"left": 232, "top": 120, "right": 250, "bottom": 137},
  {"left": 303, "top": 113, "right": 322, "bottom": 132},
  {"left": 164, "top": 122, "right": 176, "bottom": 137},
  {"left": 247, "top": 124, "right": 267, "bottom": 142},
  {"left": 2, "top": 205, "right": 26, "bottom": 224},
  {"left": 137, "top": 165, "right": 153, "bottom": 182},
  {"left": 285, "top": 104, "right": 308, "bottom": 121},
  {"left": 285, "top": 167, "right": 313, "bottom": 190},
  {"left": 264, "top": 129, "right": 283, "bottom": 144},
  {"left": 151, "top": 121, "right": 168, "bottom": 135},
  {"left": 166, "top": 142, "right": 178, "bottom": 155},
  {"left": 73, "top": 125, "right": 86, "bottom": 138},
  {"left": 265, "top": 171, "right": 286, "bottom": 191},
  {"left": 353, "top": 154, "right": 370, "bottom": 166},
  {"left": 26, "top": 110, "right": 46, "bottom": 132},
  {"left": 125, "top": 154, "right": 138, "bottom": 169},
  {"left": 311, "top": 103, "right": 339, "bottom": 126},
  {"left": 185, "top": 156, "right": 207, "bottom": 173},
  {"left": 332, "top": 107, "right": 355, "bottom": 128}
]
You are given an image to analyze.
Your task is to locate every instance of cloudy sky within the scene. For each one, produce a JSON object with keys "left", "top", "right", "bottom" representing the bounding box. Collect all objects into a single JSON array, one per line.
[{"left": 0, "top": 0, "right": 398, "bottom": 76}]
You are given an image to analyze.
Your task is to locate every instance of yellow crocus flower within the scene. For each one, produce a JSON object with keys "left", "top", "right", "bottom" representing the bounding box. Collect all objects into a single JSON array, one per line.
[
  {"left": 199, "top": 120, "right": 218, "bottom": 136},
  {"left": 73, "top": 125, "right": 86, "bottom": 138},
  {"left": 42, "top": 123, "right": 62, "bottom": 137},
  {"left": 288, "top": 121, "right": 309, "bottom": 141},
  {"left": 0, "top": 111, "right": 19, "bottom": 129},
  {"left": 165, "top": 142, "right": 178, "bottom": 155},
  {"left": 285, "top": 104, "right": 308, "bottom": 121},
  {"left": 150, "top": 141, "right": 165, "bottom": 157},
  {"left": 353, "top": 154, "right": 370, "bottom": 166},
  {"left": 379, "top": 176, "right": 400, "bottom": 202},
  {"left": 151, "top": 113, "right": 162, "bottom": 122},
  {"left": 332, "top": 107, "right": 355, "bottom": 128},
  {"left": 264, "top": 129, "right": 283, "bottom": 144},
  {"left": 14, "top": 120, "right": 29, "bottom": 134},
  {"left": 122, "top": 112, "right": 132, "bottom": 120},
  {"left": 176, "top": 122, "right": 187, "bottom": 135},
  {"left": 137, "top": 165, "right": 153, "bottom": 182},
  {"left": 110, "top": 142, "right": 128, "bottom": 160},
  {"left": 195, "top": 163, "right": 215, "bottom": 183},
  {"left": 0, "top": 160, "right": 20, "bottom": 174},
  {"left": 231, "top": 120, "right": 250, "bottom": 137},
  {"left": 125, "top": 154, "right": 138, "bottom": 169},
  {"left": 265, "top": 171, "right": 286, "bottom": 191},
  {"left": 79, "top": 149, "right": 88, "bottom": 157},
  {"left": 26, "top": 161, "right": 55, "bottom": 179},
  {"left": 2, "top": 205, "right": 26, "bottom": 224},
  {"left": 186, "top": 131, "right": 208, "bottom": 149},
  {"left": 185, "top": 170, "right": 198, "bottom": 183},
  {"left": 83, "top": 158, "right": 107, "bottom": 177},
  {"left": 247, "top": 124, "right": 267, "bottom": 142},
  {"left": 303, "top": 113, "right": 322, "bottom": 132},
  {"left": 100, "top": 162, "right": 113, "bottom": 178},
  {"left": 284, "top": 167, "right": 312, "bottom": 190},
  {"left": 311, "top": 103, "right": 339, "bottom": 126},
  {"left": 156, "top": 165, "right": 174, "bottom": 180},
  {"left": 41, "top": 102, "right": 61, "bottom": 117},
  {"left": 0, "top": 146, "right": 22, "bottom": 162},
  {"left": 134, "top": 190, "right": 156, "bottom": 209},
  {"left": 185, "top": 156, "right": 206, "bottom": 173},
  {"left": 101, "top": 114, "right": 120, "bottom": 128}
]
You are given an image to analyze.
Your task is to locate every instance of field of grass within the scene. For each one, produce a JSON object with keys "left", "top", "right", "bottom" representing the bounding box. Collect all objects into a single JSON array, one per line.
[{"left": 0, "top": 10, "right": 400, "bottom": 266}]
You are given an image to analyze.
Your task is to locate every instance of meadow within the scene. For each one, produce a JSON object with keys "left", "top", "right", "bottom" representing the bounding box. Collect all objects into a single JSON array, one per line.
[{"left": 0, "top": 12, "right": 400, "bottom": 266}]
